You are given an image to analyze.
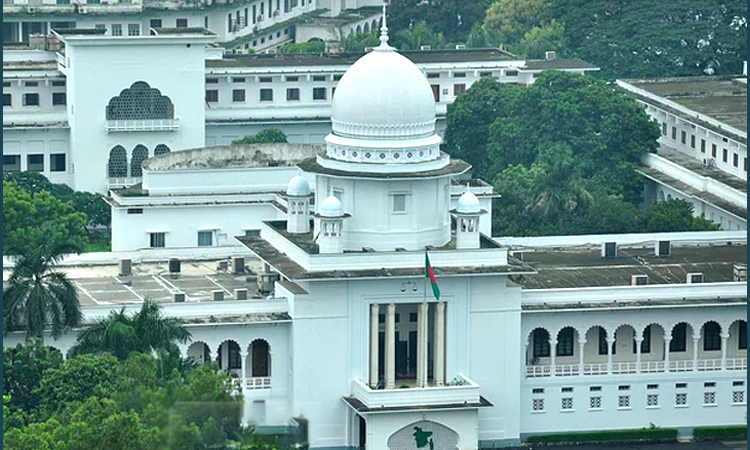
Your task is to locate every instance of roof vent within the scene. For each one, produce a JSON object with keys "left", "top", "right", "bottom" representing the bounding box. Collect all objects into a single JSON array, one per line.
[
  {"left": 173, "top": 292, "right": 185, "bottom": 302},
  {"left": 234, "top": 288, "right": 248, "bottom": 300},
  {"left": 212, "top": 290, "right": 225, "bottom": 301},
  {"left": 119, "top": 259, "right": 132, "bottom": 277},
  {"left": 455, "top": 44, "right": 466, "bottom": 50},
  {"left": 733, "top": 264, "right": 747, "bottom": 282},
  {"left": 420, "top": 45, "right": 431, "bottom": 50},
  {"left": 686, "top": 273, "right": 704, "bottom": 284},
  {"left": 601, "top": 242, "right": 617, "bottom": 258},
  {"left": 655, "top": 240, "right": 671, "bottom": 257},
  {"left": 545, "top": 51, "right": 556, "bottom": 60},
  {"left": 631, "top": 275, "right": 648, "bottom": 286}
]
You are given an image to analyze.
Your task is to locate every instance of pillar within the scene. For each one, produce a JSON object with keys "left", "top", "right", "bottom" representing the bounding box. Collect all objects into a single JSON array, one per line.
[
  {"left": 606, "top": 336, "right": 615, "bottom": 374},
  {"left": 578, "top": 339, "right": 586, "bottom": 375},
  {"left": 434, "top": 302, "right": 446, "bottom": 386},
  {"left": 664, "top": 335, "right": 671, "bottom": 371},
  {"left": 720, "top": 333, "right": 729, "bottom": 370},
  {"left": 385, "top": 303, "right": 396, "bottom": 389},
  {"left": 635, "top": 337, "right": 643, "bottom": 374},
  {"left": 549, "top": 337, "right": 557, "bottom": 377},
  {"left": 221, "top": 342, "right": 230, "bottom": 371},
  {"left": 369, "top": 304, "right": 379, "bottom": 388},
  {"left": 417, "top": 302, "right": 429, "bottom": 387},
  {"left": 240, "top": 349, "right": 248, "bottom": 391},
  {"left": 692, "top": 335, "right": 700, "bottom": 371}
]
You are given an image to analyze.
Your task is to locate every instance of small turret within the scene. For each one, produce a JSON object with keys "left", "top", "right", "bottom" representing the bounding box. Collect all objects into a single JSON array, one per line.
[
  {"left": 314, "top": 190, "right": 349, "bottom": 254},
  {"left": 452, "top": 189, "right": 486, "bottom": 250},
  {"left": 286, "top": 173, "right": 311, "bottom": 234}
]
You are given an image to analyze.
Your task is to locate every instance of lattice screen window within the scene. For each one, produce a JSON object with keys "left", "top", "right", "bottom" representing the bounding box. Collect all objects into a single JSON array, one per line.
[
  {"left": 732, "top": 391, "right": 745, "bottom": 404},
  {"left": 589, "top": 396, "right": 601, "bottom": 409},
  {"left": 618, "top": 395, "right": 630, "bottom": 408},
  {"left": 108, "top": 145, "right": 128, "bottom": 177},
  {"left": 130, "top": 145, "right": 149, "bottom": 177},
  {"left": 106, "top": 81, "right": 174, "bottom": 120},
  {"left": 647, "top": 394, "right": 659, "bottom": 407},
  {"left": 675, "top": 393, "right": 687, "bottom": 406},
  {"left": 704, "top": 392, "right": 716, "bottom": 405},
  {"left": 561, "top": 397, "right": 573, "bottom": 410},
  {"left": 532, "top": 398, "right": 544, "bottom": 411},
  {"left": 154, "top": 144, "right": 171, "bottom": 156}
]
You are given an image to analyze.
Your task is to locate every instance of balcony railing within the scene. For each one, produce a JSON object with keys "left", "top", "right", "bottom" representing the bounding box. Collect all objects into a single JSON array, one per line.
[
  {"left": 56, "top": 52, "right": 68, "bottom": 69},
  {"left": 246, "top": 377, "right": 271, "bottom": 389},
  {"left": 107, "top": 177, "right": 141, "bottom": 189},
  {"left": 526, "top": 357, "right": 747, "bottom": 377},
  {"left": 350, "top": 375, "right": 480, "bottom": 410},
  {"left": 106, "top": 119, "right": 179, "bottom": 132}
]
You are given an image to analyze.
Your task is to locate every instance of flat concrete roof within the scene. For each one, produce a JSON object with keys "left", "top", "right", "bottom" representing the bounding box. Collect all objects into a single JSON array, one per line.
[
  {"left": 517, "top": 243, "right": 746, "bottom": 289},
  {"left": 625, "top": 76, "right": 747, "bottom": 133}
]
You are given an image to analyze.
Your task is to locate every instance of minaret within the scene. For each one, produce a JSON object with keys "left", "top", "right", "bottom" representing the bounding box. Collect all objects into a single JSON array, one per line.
[
  {"left": 314, "top": 190, "right": 349, "bottom": 254},
  {"left": 286, "top": 173, "right": 311, "bottom": 234},
  {"left": 453, "top": 188, "right": 486, "bottom": 250}
]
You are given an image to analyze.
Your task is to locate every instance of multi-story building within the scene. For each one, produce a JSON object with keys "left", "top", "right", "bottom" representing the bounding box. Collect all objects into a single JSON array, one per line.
[
  {"left": 617, "top": 77, "right": 747, "bottom": 230},
  {"left": 3, "top": 26, "right": 747, "bottom": 449}
]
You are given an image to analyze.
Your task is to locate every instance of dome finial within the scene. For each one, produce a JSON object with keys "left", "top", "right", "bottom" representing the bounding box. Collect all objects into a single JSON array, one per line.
[{"left": 377, "top": 3, "right": 394, "bottom": 51}]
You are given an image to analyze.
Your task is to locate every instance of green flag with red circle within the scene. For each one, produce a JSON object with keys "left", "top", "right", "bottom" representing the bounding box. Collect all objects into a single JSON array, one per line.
[{"left": 425, "top": 252, "right": 440, "bottom": 300}]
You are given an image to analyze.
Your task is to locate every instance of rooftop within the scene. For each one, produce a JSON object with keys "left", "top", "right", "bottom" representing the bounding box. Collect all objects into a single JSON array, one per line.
[
  {"left": 621, "top": 76, "right": 747, "bottom": 135},
  {"left": 515, "top": 243, "right": 746, "bottom": 289},
  {"left": 142, "top": 143, "right": 323, "bottom": 171},
  {"left": 522, "top": 58, "right": 599, "bottom": 71}
]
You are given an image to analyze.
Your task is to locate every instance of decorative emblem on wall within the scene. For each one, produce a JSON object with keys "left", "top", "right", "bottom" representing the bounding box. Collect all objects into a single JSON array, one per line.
[{"left": 387, "top": 420, "right": 459, "bottom": 450}]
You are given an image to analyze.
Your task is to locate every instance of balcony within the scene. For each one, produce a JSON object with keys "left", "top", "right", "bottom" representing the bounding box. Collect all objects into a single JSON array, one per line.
[
  {"left": 246, "top": 376, "right": 271, "bottom": 390},
  {"left": 107, "top": 177, "right": 141, "bottom": 189},
  {"left": 348, "top": 375, "right": 483, "bottom": 411},
  {"left": 106, "top": 119, "right": 179, "bottom": 133},
  {"left": 525, "top": 357, "right": 747, "bottom": 378}
]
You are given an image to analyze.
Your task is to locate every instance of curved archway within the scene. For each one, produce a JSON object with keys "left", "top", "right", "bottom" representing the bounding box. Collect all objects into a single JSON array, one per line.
[
  {"left": 701, "top": 321, "right": 722, "bottom": 352},
  {"left": 659, "top": 191, "right": 666, "bottom": 202},
  {"left": 108, "top": 145, "right": 128, "bottom": 177},
  {"left": 555, "top": 326, "right": 577, "bottom": 358},
  {"left": 371, "top": 19, "right": 378, "bottom": 33},
  {"left": 528, "top": 327, "right": 550, "bottom": 363},
  {"left": 356, "top": 25, "right": 362, "bottom": 34},
  {"left": 216, "top": 340, "right": 242, "bottom": 372},
  {"left": 130, "top": 145, "right": 149, "bottom": 177},
  {"left": 249, "top": 338, "right": 271, "bottom": 377},
  {"left": 727, "top": 320, "right": 747, "bottom": 362},
  {"left": 106, "top": 81, "right": 174, "bottom": 120},
  {"left": 154, "top": 144, "right": 171, "bottom": 156},
  {"left": 363, "top": 22, "right": 370, "bottom": 34},
  {"left": 187, "top": 341, "right": 211, "bottom": 364}
]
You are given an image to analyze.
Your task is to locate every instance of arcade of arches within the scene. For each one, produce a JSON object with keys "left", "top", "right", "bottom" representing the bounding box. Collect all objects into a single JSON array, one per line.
[{"left": 187, "top": 338, "right": 272, "bottom": 390}]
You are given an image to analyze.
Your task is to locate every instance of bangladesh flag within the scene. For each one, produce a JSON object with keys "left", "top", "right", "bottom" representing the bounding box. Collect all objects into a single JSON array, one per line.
[{"left": 425, "top": 252, "right": 440, "bottom": 300}]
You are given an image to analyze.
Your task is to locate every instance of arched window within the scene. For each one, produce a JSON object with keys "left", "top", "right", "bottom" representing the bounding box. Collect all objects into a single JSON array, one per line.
[
  {"left": 532, "top": 328, "right": 550, "bottom": 358},
  {"left": 154, "top": 144, "right": 171, "bottom": 156},
  {"left": 251, "top": 339, "right": 270, "bottom": 377},
  {"left": 108, "top": 145, "right": 128, "bottom": 177},
  {"left": 106, "top": 81, "right": 174, "bottom": 120},
  {"left": 130, "top": 145, "right": 149, "bottom": 177},
  {"left": 363, "top": 22, "right": 370, "bottom": 34}
]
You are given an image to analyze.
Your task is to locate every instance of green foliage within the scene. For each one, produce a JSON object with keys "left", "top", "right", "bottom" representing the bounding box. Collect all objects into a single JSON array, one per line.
[
  {"left": 4, "top": 419, "right": 66, "bottom": 450},
  {"left": 277, "top": 40, "right": 325, "bottom": 53},
  {"left": 482, "top": 0, "right": 552, "bottom": 44},
  {"left": 232, "top": 127, "right": 289, "bottom": 144},
  {"left": 392, "top": 21, "right": 448, "bottom": 50},
  {"left": 525, "top": 427, "right": 679, "bottom": 444},
  {"left": 443, "top": 76, "right": 522, "bottom": 180},
  {"left": 515, "top": 20, "right": 568, "bottom": 59},
  {"left": 3, "top": 181, "right": 88, "bottom": 256},
  {"left": 465, "top": 23, "right": 497, "bottom": 48},
  {"left": 69, "top": 299, "right": 191, "bottom": 361},
  {"left": 3, "top": 340, "right": 63, "bottom": 417},
  {"left": 3, "top": 233, "right": 83, "bottom": 340},
  {"left": 389, "top": 0, "right": 486, "bottom": 43},
  {"left": 341, "top": 31, "right": 379, "bottom": 52},
  {"left": 692, "top": 426, "right": 748, "bottom": 441},
  {"left": 550, "top": 0, "right": 747, "bottom": 78}
]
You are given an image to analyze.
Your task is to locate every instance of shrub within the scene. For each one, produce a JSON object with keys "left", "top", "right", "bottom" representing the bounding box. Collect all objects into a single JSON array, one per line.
[
  {"left": 693, "top": 426, "right": 747, "bottom": 441},
  {"left": 525, "top": 427, "right": 679, "bottom": 444}
]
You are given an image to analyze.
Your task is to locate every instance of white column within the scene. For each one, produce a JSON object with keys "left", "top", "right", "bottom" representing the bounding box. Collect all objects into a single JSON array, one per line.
[
  {"left": 635, "top": 337, "right": 643, "bottom": 374},
  {"left": 369, "top": 304, "right": 380, "bottom": 388},
  {"left": 417, "top": 302, "right": 429, "bottom": 387},
  {"left": 434, "top": 302, "right": 445, "bottom": 386},
  {"left": 692, "top": 335, "right": 700, "bottom": 371},
  {"left": 240, "top": 349, "right": 248, "bottom": 391},
  {"left": 720, "top": 333, "right": 729, "bottom": 370},
  {"left": 221, "top": 342, "right": 230, "bottom": 371},
  {"left": 606, "top": 337, "right": 615, "bottom": 374},
  {"left": 385, "top": 303, "right": 396, "bottom": 390},
  {"left": 664, "top": 335, "right": 672, "bottom": 371},
  {"left": 549, "top": 337, "right": 557, "bottom": 377},
  {"left": 578, "top": 339, "right": 586, "bottom": 375}
]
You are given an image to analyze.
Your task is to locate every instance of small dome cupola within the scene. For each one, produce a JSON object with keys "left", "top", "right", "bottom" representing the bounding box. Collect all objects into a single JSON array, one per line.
[
  {"left": 286, "top": 173, "right": 312, "bottom": 234},
  {"left": 452, "top": 188, "right": 486, "bottom": 250},
  {"left": 286, "top": 174, "right": 311, "bottom": 197},
  {"left": 314, "top": 189, "right": 350, "bottom": 254}
]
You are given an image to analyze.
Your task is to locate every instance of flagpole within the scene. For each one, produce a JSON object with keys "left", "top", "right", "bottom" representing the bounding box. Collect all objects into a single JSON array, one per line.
[{"left": 422, "top": 250, "right": 428, "bottom": 388}]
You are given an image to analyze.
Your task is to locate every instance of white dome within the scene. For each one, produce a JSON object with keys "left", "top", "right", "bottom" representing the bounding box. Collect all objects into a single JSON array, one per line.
[
  {"left": 319, "top": 194, "right": 344, "bottom": 218},
  {"left": 330, "top": 48, "right": 437, "bottom": 140},
  {"left": 286, "top": 174, "right": 310, "bottom": 197},
  {"left": 456, "top": 191, "right": 481, "bottom": 214}
]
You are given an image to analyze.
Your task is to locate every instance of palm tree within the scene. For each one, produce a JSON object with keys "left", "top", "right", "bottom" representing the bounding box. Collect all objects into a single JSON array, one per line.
[
  {"left": 69, "top": 299, "right": 191, "bottom": 361},
  {"left": 3, "top": 234, "right": 82, "bottom": 342}
]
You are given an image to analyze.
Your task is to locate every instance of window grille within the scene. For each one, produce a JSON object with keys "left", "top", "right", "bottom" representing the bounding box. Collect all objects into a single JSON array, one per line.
[
  {"left": 287, "top": 88, "right": 300, "bottom": 101},
  {"left": 532, "top": 398, "right": 544, "bottom": 411},
  {"left": 647, "top": 394, "right": 659, "bottom": 407},
  {"left": 732, "top": 391, "right": 745, "bottom": 404},
  {"left": 23, "top": 93, "right": 40, "bottom": 106},
  {"left": 618, "top": 385, "right": 630, "bottom": 391},
  {"left": 176, "top": 18, "right": 188, "bottom": 27},
  {"left": 106, "top": 81, "right": 175, "bottom": 120},
  {"left": 675, "top": 393, "right": 687, "bottom": 406},
  {"left": 150, "top": 232, "right": 165, "bottom": 248},
  {"left": 3, "top": 94, "right": 10, "bottom": 107},
  {"left": 618, "top": 395, "right": 630, "bottom": 408},
  {"left": 27, "top": 154, "right": 44, "bottom": 172},
  {"left": 108, "top": 145, "right": 128, "bottom": 177},
  {"left": 127, "top": 23, "right": 140, "bottom": 36},
  {"left": 704, "top": 392, "right": 716, "bottom": 405},
  {"left": 206, "top": 90, "right": 219, "bottom": 103},
  {"left": 561, "top": 398, "right": 573, "bottom": 410},
  {"left": 312, "top": 75, "right": 326, "bottom": 82},
  {"left": 313, "top": 87, "right": 327, "bottom": 100},
  {"left": 589, "top": 396, "right": 601, "bottom": 409},
  {"left": 233, "top": 89, "right": 246, "bottom": 102},
  {"left": 130, "top": 145, "right": 148, "bottom": 177},
  {"left": 112, "top": 24, "right": 123, "bottom": 36},
  {"left": 260, "top": 89, "right": 273, "bottom": 101},
  {"left": 286, "top": 76, "right": 299, "bottom": 82},
  {"left": 453, "top": 83, "right": 466, "bottom": 96},
  {"left": 154, "top": 144, "right": 170, "bottom": 156},
  {"left": 52, "top": 92, "right": 66, "bottom": 106},
  {"left": 532, "top": 388, "right": 544, "bottom": 394}
]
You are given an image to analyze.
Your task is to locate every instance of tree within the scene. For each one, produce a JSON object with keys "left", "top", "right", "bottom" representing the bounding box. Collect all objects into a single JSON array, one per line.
[
  {"left": 550, "top": 0, "right": 748, "bottom": 79},
  {"left": 3, "top": 230, "right": 83, "bottom": 341},
  {"left": 232, "top": 128, "right": 288, "bottom": 144},
  {"left": 389, "top": 0, "right": 485, "bottom": 43},
  {"left": 641, "top": 199, "right": 718, "bottom": 232},
  {"left": 392, "top": 21, "right": 448, "bottom": 51},
  {"left": 3, "top": 340, "right": 64, "bottom": 415},
  {"left": 515, "top": 20, "right": 568, "bottom": 59},
  {"left": 443, "top": 76, "right": 522, "bottom": 180},
  {"left": 69, "top": 299, "right": 191, "bottom": 361},
  {"left": 341, "top": 30, "right": 379, "bottom": 52},
  {"left": 483, "top": 0, "right": 552, "bottom": 45},
  {"left": 3, "top": 181, "right": 88, "bottom": 256},
  {"left": 277, "top": 41, "right": 325, "bottom": 53}
]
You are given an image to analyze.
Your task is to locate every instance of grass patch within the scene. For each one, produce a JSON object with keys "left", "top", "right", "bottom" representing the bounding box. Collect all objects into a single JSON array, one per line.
[
  {"left": 693, "top": 426, "right": 747, "bottom": 441},
  {"left": 84, "top": 232, "right": 111, "bottom": 253},
  {"left": 525, "top": 427, "right": 679, "bottom": 445}
]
